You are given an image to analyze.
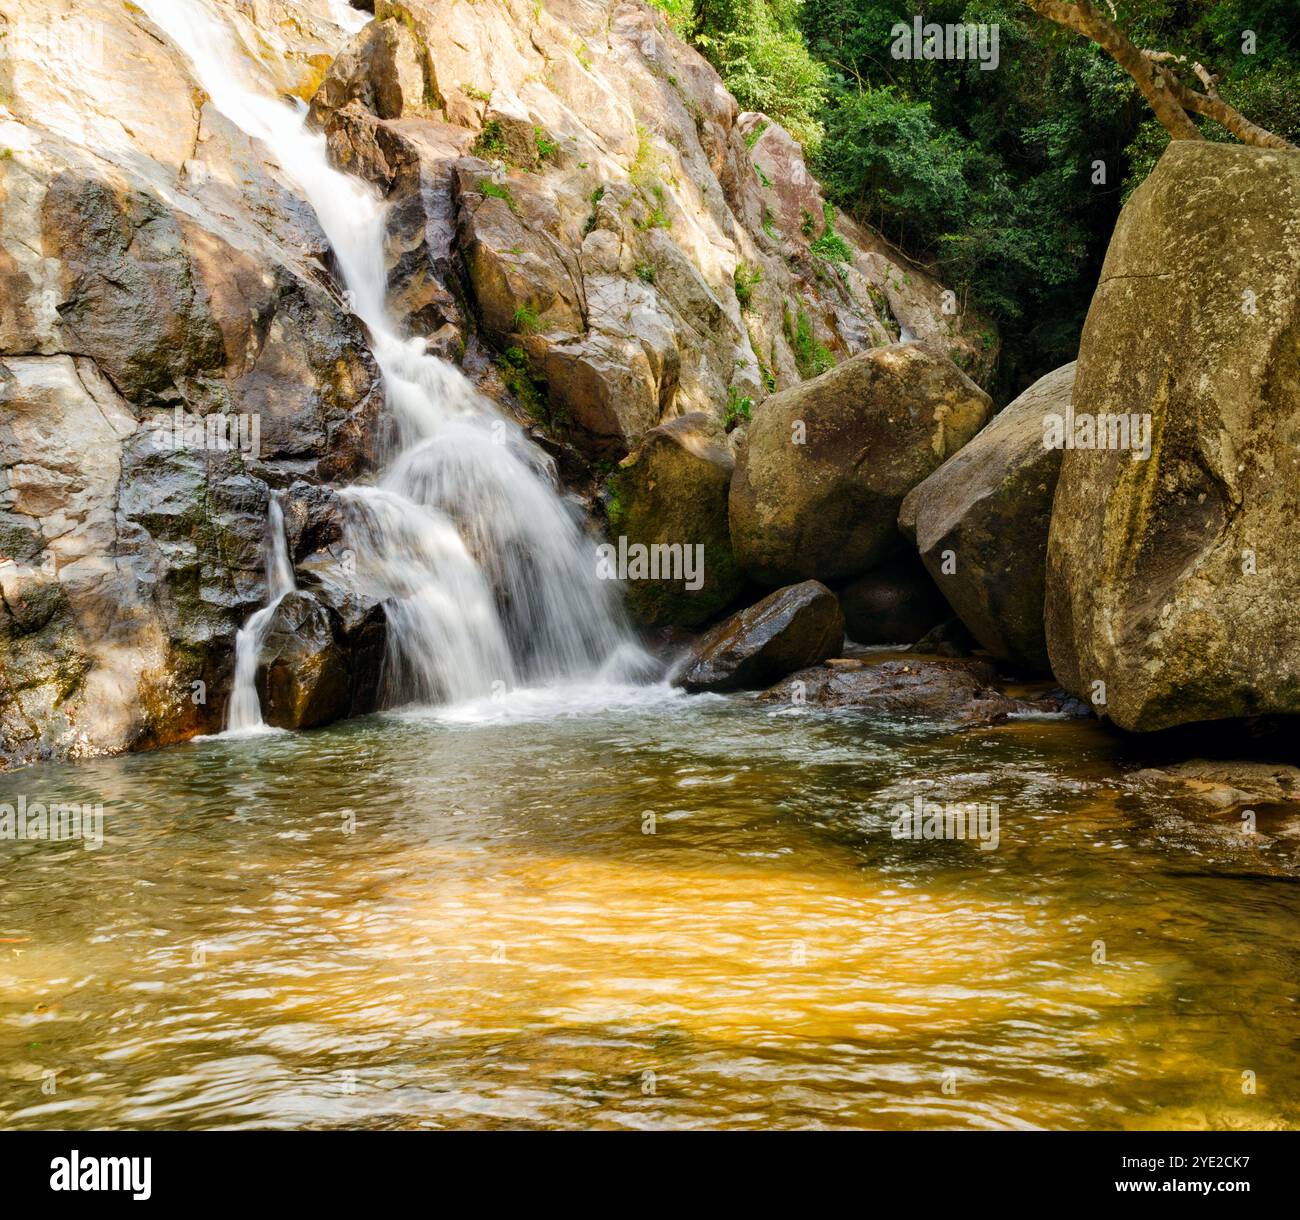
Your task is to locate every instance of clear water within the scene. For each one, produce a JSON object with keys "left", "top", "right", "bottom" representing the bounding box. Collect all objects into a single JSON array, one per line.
[{"left": 2, "top": 700, "right": 1298, "bottom": 1130}]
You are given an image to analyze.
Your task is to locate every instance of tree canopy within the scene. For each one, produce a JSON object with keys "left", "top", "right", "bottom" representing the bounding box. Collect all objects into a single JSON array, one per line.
[{"left": 653, "top": 0, "right": 1300, "bottom": 393}]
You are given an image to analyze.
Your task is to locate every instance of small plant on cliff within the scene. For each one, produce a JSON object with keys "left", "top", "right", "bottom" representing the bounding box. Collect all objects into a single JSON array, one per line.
[
  {"left": 733, "top": 262, "right": 762, "bottom": 311},
  {"left": 535, "top": 128, "right": 560, "bottom": 163},
  {"left": 479, "top": 178, "right": 517, "bottom": 214},
  {"left": 789, "top": 304, "right": 833, "bottom": 379},
  {"left": 724, "top": 386, "right": 754, "bottom": 430},
  {"left": 635, "top": 263, "right": 657, "bottom": 284},
  {"left": 810, "top": 201, "right": 851, "bottom": 264},
  {"left": 512, "top": 305, "right": 541, "bottom": 334},
  {"left": 497, "top": 346, "right": 549, "bottom": 424},
  {"left": 472, "top": 120, "right": 510, "bottom": 161}
]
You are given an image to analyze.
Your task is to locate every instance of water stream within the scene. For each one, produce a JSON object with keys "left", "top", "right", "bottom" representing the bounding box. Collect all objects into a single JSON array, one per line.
[
  {"left": 133, "top": 0, "right": 647, "bottom": 731},
  {"left": 8, "top": 0, "right": 1294, "bottom": 1134},
  {"left": 2, "top": 705, "right": 1298, "bottom": 1130}
]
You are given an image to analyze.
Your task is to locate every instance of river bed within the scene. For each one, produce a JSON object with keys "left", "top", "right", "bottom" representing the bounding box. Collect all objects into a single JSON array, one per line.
[{"left": 2, "top": 688, "right": 1298, "bottom": 1130}]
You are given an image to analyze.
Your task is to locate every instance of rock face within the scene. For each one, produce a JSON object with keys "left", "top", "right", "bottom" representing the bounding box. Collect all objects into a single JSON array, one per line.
[
  {"left": 757, "top": 656, "right": 1065, "bottom": 726},
  {"left": 900, "top": 363, "right": 1075, "bottom": 672},
  {"left": 1045, "top": 144, "right": 1300, "bottom": 731},
  {"left": 307, "top": 0, "right": 994, "bottom": 462},
  {"left": 0, "top": 0, "right": 995, "bottom": 768},
  {"left": 606, "top": 413, "right": 742, "bottom": 627},
  {"left": 729, "top": 344, "right": 991, "bottom": 587},
  {"left": 677, "top": 580, "right": 843, "bottom": 691},
  {"left": 837, "top": 557, "right": 949, "bottom": 646},
  {"left": 0, "top": 0, "right": 383, "bottom": 767}
]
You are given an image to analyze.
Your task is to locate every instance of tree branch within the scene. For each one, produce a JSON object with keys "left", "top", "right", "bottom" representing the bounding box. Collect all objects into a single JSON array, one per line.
[{"left": 1023, "top": 0, "right": 1296, "bottom": 150}]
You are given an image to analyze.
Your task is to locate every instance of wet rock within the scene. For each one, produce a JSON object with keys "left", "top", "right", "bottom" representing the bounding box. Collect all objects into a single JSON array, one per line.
[
  {"left": 1131, "top": 760, "right": 1300, "bottom": 813},
  {"left": 307, "top": 17, "right": 432, "bottom": 127},
  {"left": 757, "top": 656, "right": 1025, "bottom": 726},
  {"left": 677, "top": 580, "right": 844, "bottom": 691},
  {"left": 1045, "top": 144, "right": 1300, "bottom": 731},
  {"left": 900, "top": 362, "right": 1074, "bottom": 673},
  {"left": 838, "top": 556, "right": 949, "bottom": 646},
  {"left": 910, "top": 616, "right": 979, "bottom": 659},
  {"left": 258, "top": 591, "right": 353, "bottom": 730},
  {"left": 607, "top": 413, "right": 742, "bottom": 627},
  {"left": 729, "top": 344, "right": 991, "bottom": 588}
]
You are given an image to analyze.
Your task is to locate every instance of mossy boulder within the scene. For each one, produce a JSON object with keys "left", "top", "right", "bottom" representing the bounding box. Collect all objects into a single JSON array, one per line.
[
  {"left": 606, "top": 413, "right": 742, "bottom": 627},
  {"left": 899, "top": 362, "right": 1074, "bottom": 672},
  {"left": 1045, "top": 144, "right": 1300, "bottom": 730},
  {"left": 729, "top": 344, "right": 991, "bottom": 587}
]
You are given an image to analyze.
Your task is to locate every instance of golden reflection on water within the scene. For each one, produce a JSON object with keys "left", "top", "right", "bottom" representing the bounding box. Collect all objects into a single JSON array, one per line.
[{"left": 1, "top": 698, "right": 1298, "bottom": 1129}]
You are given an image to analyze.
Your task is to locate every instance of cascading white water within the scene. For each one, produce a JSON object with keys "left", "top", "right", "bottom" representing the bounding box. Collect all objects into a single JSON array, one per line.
[
  {"left": 138, "top": 0, "right": 651, "bottom": 726},
  {"left": 227, "top": 497, "right": 296, "bottom": 732}
]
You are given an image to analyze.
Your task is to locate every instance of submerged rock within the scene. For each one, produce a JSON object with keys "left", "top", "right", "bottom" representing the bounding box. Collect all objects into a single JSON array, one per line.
[
  {"left": 606, "top": 414, "right": 742, "bottom": 627},
  {"left": 1132, "top": 760, "right": 1300, "bottom": 813},
  {"left": 757, "top": 656, "right": 1068, "bottom": 726},
  {"left": 729, "top": 345, "right": 991, "bottom": 587},
  {"left": 759, "top": 657, "right": 1012, "bottom": 723},
  {"left": 900, "top": 362, "right": 1074, "bottom": 672},
  {"left": 677, "top": 580, "right": 844, "bottom": 691},
  {"left": 1045, "top": 144, "right": 1300, "bottom": 731}
]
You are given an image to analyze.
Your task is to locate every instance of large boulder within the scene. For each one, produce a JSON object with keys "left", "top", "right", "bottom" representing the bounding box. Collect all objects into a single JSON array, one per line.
[
  {"left": 1045, "top": 143, "right": 1300, "bottom": 731},
  {"left": 729, "top": 344, "right": 991, "bottom": 587},
  {"left": 837, "top": 556, "right": 949, "bottom": 646},
  {"left": 677, "top": 580, "right": 844, "bottom": 691},
  {"left": 900, "top": 363, "right": 1075, "bottom": 672},
  {"left": 606, "top": 413, "right": 742, "bottom": 627}
]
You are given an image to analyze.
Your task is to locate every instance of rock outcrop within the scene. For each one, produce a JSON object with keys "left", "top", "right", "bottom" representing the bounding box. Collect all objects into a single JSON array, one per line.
[
  {"left": 729, "top": 344, "right": 991, "bottom": 587},
  {"left": 677, "top": 580, "right": 843, "bottom": 691},
  {"left": 307, "top": 0, "right": 995, "bottom": 462},
  {"left": 1045, "top": 143, "right": 1300, "bottom": 731},
  {"left": 0, "top": 0, "right": 382, "bottom": 767},
  {"left": 899, "top": 363, "right": 1074, "bottom": 672}
]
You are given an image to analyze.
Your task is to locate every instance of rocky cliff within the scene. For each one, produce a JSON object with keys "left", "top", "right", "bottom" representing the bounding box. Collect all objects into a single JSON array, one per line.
[{"left": 0, "top": 0, "right": 991, "bottom": 767}]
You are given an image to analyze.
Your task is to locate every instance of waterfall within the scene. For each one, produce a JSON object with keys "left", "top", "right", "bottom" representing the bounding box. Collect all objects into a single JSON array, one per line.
[
  {"left": 137, "top": 0, "right": 650, "bottom": 727},
  {"left": 226, "top": 497, "right": 295, "bottom": 733}
]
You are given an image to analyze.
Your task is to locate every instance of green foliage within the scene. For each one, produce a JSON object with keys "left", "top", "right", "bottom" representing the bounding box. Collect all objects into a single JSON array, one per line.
[
  {"left": 636, "top": 262, "right": 657, "bottom": 284},
  {"left": 472, "top": 119, "right": 509, "bottom": 160},
  {"left": 512, "top": 305, "right": 540, "bottom": 334},
  {"left": 497, "top": 346, "right": 549, "bottom": 424},
  {"left": 478, "top": 178, "right": 517, "bottom": 213},
  {"left": 788, "top": 303, "right": 834, "bottom": 379},
  {"left": 693, "top": 0, "right": 827, "bottom": 146},
  {"left": 535, "top": 127, "right": 560, "bottom": 162},
  {"left": 676, "top": 0, "right": 1299, "bottom": 391},
  {"left": 646, "top": 0, "right": 697, "bottom": 38},
  {"left": 725, "top": 385, "right": 755, "bottom": 428},
  {"left": 744, "top": 119, "right": 769, "bottom": 148},
  {"left": 734, "top": 261, "right": 763, "bottom": 310},
  {"left": 809, "top": 200, "right": 852, "bottom": 263},
  {"left": 583, "top": 184, "right": 605, "bottom": 235}
]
